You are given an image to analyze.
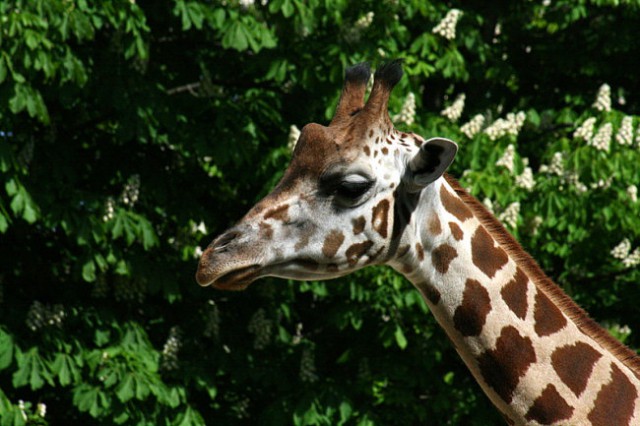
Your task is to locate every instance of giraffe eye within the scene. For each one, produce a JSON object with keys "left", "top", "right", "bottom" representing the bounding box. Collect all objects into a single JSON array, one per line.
[
  {"left": 333, "top": 175, "right": 374, "bottom": 203},
  {"left": 336, "top": 180, "right": 371, "bottom": 199}
]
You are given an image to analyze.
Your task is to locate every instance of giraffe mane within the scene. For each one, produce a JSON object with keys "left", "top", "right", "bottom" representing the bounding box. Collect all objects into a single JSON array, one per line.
[{"left": 444, "top": 173, "right": 640, "bottom": 380}]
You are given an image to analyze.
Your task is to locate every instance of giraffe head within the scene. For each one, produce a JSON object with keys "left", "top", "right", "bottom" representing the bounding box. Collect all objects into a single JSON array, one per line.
[{"left": 196, "top": 60, "right": 458, "bottom": 290}]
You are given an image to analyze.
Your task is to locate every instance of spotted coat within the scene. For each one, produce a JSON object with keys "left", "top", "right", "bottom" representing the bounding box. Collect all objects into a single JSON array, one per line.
[{"left": 196, "top": 61, "right": 640, "bottom": 425}]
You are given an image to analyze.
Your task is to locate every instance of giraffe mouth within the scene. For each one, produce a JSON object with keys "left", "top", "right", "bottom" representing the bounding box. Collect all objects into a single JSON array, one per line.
[{"left": 207, "top": 265, "right": 263, "bottom": 291}]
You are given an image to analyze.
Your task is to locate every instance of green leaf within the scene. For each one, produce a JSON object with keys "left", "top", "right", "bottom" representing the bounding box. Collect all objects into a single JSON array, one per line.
[
  {"left": 12, "top": 347, "right": 51, "bottom": 390},
  {"left": 222, "top": 21, "right": 248, "bottom": 51},
  {"left": 73, "top": 384, "right": 105, "bottom": 417},
  {"left": 139, "top": 217, "right": 158, "bottom": 250},
  {"left": 116, "top": 373, "right": 135, "bottom": 402},
  {"left": 0, "top": 329, "right": 14, "bottom": 371},
  {"left": 394, "top": 326, "right": 408, "bottom": 350},
  {"left": 175, "top": 406, "right": 206, "bottom": 426},
  {"left": 51, "top": 353, "right": 79, "bottom": 386},
  {"left": 0, "top": 56, "right": 6, "bottom": 83},
  {"left": 186, "top": 2, "right": 204, "bottom": 30},
  {"left": 339, "top": 401, "right": 353, "bottom": 424},
  {"left": 82, "top": 259, "right": 96, "bottom": 282},
  {"left": 0, "top": 212, "right": 8, "bottom": 233},
  {"left": 115, "top": 259, "right": 129, "bottom": 276}
]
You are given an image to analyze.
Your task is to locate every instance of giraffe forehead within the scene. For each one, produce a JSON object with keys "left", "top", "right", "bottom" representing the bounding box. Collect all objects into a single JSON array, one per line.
[{"left": 287, "top": 123, "right": 369, "bottom": 182}]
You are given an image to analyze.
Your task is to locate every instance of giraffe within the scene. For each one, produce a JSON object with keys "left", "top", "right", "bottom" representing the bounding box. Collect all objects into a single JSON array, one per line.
[{"left": 195, "top": 60, "right": 640, "bottom": 425}]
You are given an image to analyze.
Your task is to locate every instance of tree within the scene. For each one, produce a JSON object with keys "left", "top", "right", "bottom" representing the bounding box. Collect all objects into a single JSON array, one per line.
[{"left": 0, "top": 0, "right": 639, "bottom": 424}]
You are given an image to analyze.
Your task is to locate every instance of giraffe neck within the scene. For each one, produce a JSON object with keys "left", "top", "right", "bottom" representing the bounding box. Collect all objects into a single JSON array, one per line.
[{"left": 391, "top": 175, "right": 640, "bottom": 425}]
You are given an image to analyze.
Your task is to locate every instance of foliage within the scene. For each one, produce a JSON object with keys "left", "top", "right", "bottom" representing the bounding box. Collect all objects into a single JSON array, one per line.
[{"left": 1, "top": 0, "right": 640, "bottom": 424}]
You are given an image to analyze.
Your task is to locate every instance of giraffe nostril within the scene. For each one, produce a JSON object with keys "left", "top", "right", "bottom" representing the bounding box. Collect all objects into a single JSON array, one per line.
[{"left": 211, "top": 230, "right": 241, "bottom": 252}]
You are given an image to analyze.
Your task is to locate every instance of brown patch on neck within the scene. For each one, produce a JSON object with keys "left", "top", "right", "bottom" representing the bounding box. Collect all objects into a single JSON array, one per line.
[
  {"left": 471, "top": 226, "right": 508, "bottom": 278},
  {"left": 524, "top": 384, "right": 574, "bottom": 424},
  {"left": 453, "top": 279, "right": 491, "bottom": 337},
  {"left": 440, "top": 184, "right": 473, "bottom": 222},
  {"left": 551, "top": 342, "right": 602, "bottom": 397},
  {"left": 533, "top": 290, "right": 567, "bottom": 337},
  {"left": 428, "top": 214, "right": 442, "bottom": 236},
  {"left": 448, "top": 222, "right": 463, "bottom": 240},
  {"left": 500, "top": 267, "right": 529, "bottom": 320},
  {"left": 588, "top": 363, "right": 638, "bottom": 425},
  {"left": 444, "top": 173, "right": 640, "bottom": 380},
  {"left": 477, "top": 325, "right": 536, "bottom": 404},
  {"left": 432, "top": 243, "right": 457, "bottom": 274}
]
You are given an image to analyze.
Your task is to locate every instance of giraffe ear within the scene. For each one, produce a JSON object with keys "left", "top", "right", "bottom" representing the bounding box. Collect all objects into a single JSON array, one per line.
[{"left": 407, "top": 137, "right": 458, "bottom": 188}]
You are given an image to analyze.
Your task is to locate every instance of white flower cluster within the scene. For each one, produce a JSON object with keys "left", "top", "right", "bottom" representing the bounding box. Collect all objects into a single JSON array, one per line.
[
  {"left": 26, "top": 301, "right": 66, "bottom": 331},
  {"left": 16, "top": 400, "right": 46, "bottom": 421},
  {"left": 114, "top": 277, "right": 146, "bottom": 303},
  {"left": 498, "top": 202, "right": 520, "bottom": 228},
  {"left": 589, "top": 176, "right": 613, "bottom": 190},
  {"left": 394, "top": 92, "right": 416, "bottom": 126},
  {"left": 232, "top": 396, "right": 250, "bottom": 420},
  {"left": 573, "top": 117, "right": 596, "bottom": 142},
  {"left": 460, "top": 114, "right": 485, "bottom": 138},
  {"left": 616, "top": 116, "right": 634, "bottom": 146},
  {"left": 515, "top": 167, "right": 535, "bottom": 191},
  {"left": 193, "top": 246, "right": 203, "bottom": 259},
  {"left": 355, "top": 11, "right": 374, "bottom": 30},
  {"left": 593, "top": 84, "right": 611, "bottom": 112},
  {"left": 103, "top": 197, "right": 115, "bottom": 222},
  {"left": 203, "top": 299, "right": 221, "bottom": 339},
  {"left": 19, "top": 400, "right": 27, "bottom": 421},
  {"left": 628, "top": 185, "right": 638, "bottom": 203},
  {"left": 288, "top": 125, "right": 300, "bottom": 152},
  {"left": 191, "top": 221, "right": 207, "bottom": 235},
  {"left": 484, "top": 112, "right": 526, "bottom": 140},
  {"left": 299, "top": 347, "right": 319, "bottom": 383},
  {"left": 292, "top": 322, "right": 304, "bottom": 345},
  {"left": 528, "top": 215, "right": 544, "bottom": 236},
  {"left": 121, "top": 175, "right": 140, "bottom": 206},
  {"left": 590, "top": 123, "right": 612, "bottom": 152},
  {"left": 247, "top": 308, "right": 273, "bottom": 350},
  {"left": 344, "top": 12, "right": 374, "bottom": 43},
  {"left": 441, "top": 94, "right": 465, "bottom": 122},
  {"left": 544, "top": 152, "right": 565, "bottom": 176},
  {"left": 495, "top": 144, "right": 515, "bottom": 173},
  {"left": 239, "top": 0, "right": 255, "bottom": 7},
  {"left": 612, "top": 239, "right": 631, "bottom": 259},
  {"left": 482, "top": 198, "right": 494, "bottom": 213},
  {"left": 623, "top": 250, "right": 640, "bottom": 268},
  {"left": 161, "top": 326, "right": 182, "bottom": 371},
  {"left": 565, "top": 172, "right": 588, "bottom": 193},
  {"left": 432, "top": 9, "right": 463, "bottom": 40},
  {"left": 611, "top": 239, "right": 640, "bottom": 268},
  {"left": 609, "top": 323, "right": 632, "bottom": 340}
]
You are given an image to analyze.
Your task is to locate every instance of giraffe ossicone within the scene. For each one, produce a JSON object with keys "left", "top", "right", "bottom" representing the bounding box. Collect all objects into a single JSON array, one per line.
[{"left": 196, "top": 61, "right": 640, "bottom": 425}]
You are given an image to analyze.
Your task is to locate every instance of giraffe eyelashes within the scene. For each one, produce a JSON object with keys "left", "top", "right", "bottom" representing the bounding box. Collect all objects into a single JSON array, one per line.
[
  {"left": 321, "top": 173, "right": 375, "bottom": 207},
  {"left": 334, "top": 179, "right": 373, "bottom": 201}
]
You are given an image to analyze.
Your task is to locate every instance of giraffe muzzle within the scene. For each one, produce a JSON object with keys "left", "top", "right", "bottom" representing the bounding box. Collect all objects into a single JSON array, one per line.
[{"left": 196, "top": 227, "right": 264, "bottom": 289}]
